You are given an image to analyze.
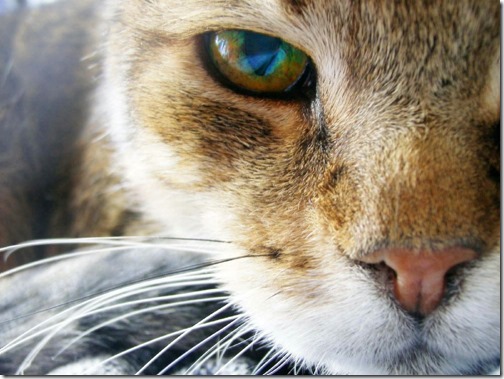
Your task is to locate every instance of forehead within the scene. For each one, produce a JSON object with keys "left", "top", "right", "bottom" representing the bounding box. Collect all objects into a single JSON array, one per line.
[
  {"left": 120, "top": 0, "right": 499, "bottom": 93},
  {"left": 120, "top": 0, "right": 499, "bottom": 70},
  {"left": 125, "top": 1, "right": 499, "bottom": 41}
]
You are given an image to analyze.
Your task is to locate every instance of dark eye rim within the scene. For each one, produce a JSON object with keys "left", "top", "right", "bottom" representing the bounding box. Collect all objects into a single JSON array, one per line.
[{"left": 198, "top": 31, "right": 317, "bottom": 101}]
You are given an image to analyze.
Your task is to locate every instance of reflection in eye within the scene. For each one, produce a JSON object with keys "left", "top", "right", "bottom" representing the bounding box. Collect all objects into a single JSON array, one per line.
[{"left": 207, "top": 30, "right": 309, "bottom": 94}]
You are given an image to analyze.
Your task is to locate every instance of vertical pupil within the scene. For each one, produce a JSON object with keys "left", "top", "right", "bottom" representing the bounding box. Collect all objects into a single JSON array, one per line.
[{"left": 243, "top": 32, "right": 282, "bottom": 77}]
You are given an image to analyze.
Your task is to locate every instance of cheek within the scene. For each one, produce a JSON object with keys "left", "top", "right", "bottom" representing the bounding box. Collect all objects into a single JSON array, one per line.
[
  {"left": 115, "top": 46, "right": 315, "bottom": 240},
  {"left": 127, "top": 43, "right": 306, "bottom": 187},
  {"left": 130, "top": 129, "right": 204, "bottom": 187}
]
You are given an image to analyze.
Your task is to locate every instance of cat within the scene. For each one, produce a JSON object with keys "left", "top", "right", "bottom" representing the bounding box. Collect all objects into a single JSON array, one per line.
[{"left": 0, "top": 0, "right": 500, "bottom": 375}]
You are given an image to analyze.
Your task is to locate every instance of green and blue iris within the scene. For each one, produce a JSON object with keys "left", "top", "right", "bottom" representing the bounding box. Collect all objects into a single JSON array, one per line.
[{"left": 208, "top": 30, "right": 308, "bottom": 93}]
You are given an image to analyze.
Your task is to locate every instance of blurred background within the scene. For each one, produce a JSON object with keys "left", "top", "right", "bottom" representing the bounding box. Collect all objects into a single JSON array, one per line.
[{"left": 0, "top": 0, "right": 61, "bottom": 12}]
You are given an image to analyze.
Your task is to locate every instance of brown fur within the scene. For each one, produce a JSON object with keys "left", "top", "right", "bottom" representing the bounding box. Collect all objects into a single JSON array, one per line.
[
  {"left": 105, "top": 0, "right": 499, "bottom": 268},
  {"left": 0, "top": 0, "right": 499, "bottom": 272},
  {"left": 0, "top": 0, "right": 499, "bottom": 374}
]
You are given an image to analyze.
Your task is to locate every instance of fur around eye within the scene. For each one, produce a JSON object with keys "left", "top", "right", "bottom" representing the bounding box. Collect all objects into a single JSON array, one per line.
[{"left": 206, "top": 30, "right": 310, "bottom": 94}]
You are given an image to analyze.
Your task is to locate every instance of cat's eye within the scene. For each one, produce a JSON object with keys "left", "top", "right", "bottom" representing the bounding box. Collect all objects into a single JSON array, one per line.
[{"left": 206, "top": 30, "right": 310, "bottom": 95}]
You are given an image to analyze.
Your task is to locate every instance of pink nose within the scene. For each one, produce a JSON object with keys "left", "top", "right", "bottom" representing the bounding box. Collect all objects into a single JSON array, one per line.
[{"left": 361, "top": 247, "right": 477, "bottom": 315}]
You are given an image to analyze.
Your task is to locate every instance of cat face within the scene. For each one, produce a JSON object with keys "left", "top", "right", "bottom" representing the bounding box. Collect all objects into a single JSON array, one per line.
[{"left": 103, "top": 0, "right": 500, "bottom": 374}]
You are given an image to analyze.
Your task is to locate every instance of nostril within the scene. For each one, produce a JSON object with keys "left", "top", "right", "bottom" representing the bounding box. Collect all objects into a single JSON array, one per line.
[{"left": 359, "top": 247, "right": 477, "bottom": 316}]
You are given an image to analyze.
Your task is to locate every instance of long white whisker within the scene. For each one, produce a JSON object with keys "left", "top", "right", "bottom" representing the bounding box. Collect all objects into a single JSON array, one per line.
[
  {"left": 293, "top": 358, "right": 299, "bottom": 375},
  {"left": 0, "top": 236, "right": 230, "bottom": 256},
  {"left": 157, "top": 316, "right": 244, "bottom": 375},
  {"left": 75, "top": 277, "right": 221, "bottom": 311},
  {"left": 56, "top": 293, "right": 229, "bottom": 357},
  {"left": 183, "top": 323, "right": 251, "bottom": 375},
  {"left": 252, "top": 345, "right": 278, "bottom": 375},
  {"left": 1, "top": 269, "right": 216, "bottom": 328},
  {"left": 84, "top": 315, "right": 241, "bottom": 375},
  {"left": 0, "top": 246, "right": 133, "bottom": 279},
  {"left": 213, "top": 334, "right": 256, "bottom": 375},
  {"left": 1, "top": 298, "right": 97, "bottom": 355},
  {"left": 134, "top": 302, "right": 234, "bottom": 375},
  {"left": 1, "top": 273, "right": 213, "bottom": 327},
  {"left": 1, "top": 275, "right": 217, "bottom": 356},
  {"left": 204, "top": 326, "right": 254, "bottom": 372},
  {"left": 313, "top": 351, "right": 328, "bottom": 374},
  {"left": 219, "top": 329, "right": 254, "bottom": 352},
  {"left": 0, "top": 242, "right": 227, "bottom": 279},
  {"left": 264, "top": 352, "right": 290, "bottom": 375},
  {"left": 0, "top": 237, "right": 265, "bottom": 374},
  {"left": 13, "top": 279, "right": 223, "bottom": 374},
  {"left": 0, "top": 237, "right": 153, "bottom": 259},
  {"left": 15, "top": 300, "right": 104, "bottom": 374}
]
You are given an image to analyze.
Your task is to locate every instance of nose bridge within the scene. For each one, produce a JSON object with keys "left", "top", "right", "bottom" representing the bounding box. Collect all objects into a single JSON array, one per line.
[
  {"left": 317, "top": 96, "right": 498, "bottom": 257},
  {"left": 368, "top": 127, "right": 479, "bottom": 247}
]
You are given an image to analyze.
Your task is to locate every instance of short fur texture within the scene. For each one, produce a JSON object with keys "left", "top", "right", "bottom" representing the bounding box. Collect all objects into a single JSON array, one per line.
[{"left": 0, "top": 0, "right": 500, "bottom": 375}]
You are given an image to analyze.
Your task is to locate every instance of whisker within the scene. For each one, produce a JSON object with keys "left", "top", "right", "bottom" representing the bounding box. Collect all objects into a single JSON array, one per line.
[
  {"left": 83, "top": 315, "right": 241, "bottom": 375},
  {"left": 1, "top": 275, "right": 218, "bottom": 353},
  {"left": 219, "top": 329, "right": 254, "bottom": 352},
  {"left": 0, "top": 236, "right": 231, "bottom": 256},
  {"left": 264, "top": 351, "right": 290, "bottom": 375},
  {"left": 214, "top": 335, "right": 257, "bottom": 375},
  {"left": 313, "top": 352, "right": 327, "bottom": 374},
  {"left": 183, "top": 323, "right": 251, "bottom": 375},
  {"left": 16, "top": 309, "right": 238, "bottom": 375},
  {"left": 14, "top": 300, "right": 114, "bottom": 375},
  {"left": 0, "top": 270, "right": 216, "bottom": 327},
  {"left": 1, "top": 254, "right": 270, "bottom": 328},
  {"left": 1, "top": 236, "right": 235, "bottom": 279},
  {"left": 206, "top": 325, "right": 253, "bottom": 367},
  {"left": 135, "top": 302, "right": 234, "bottom": 374},
  {"left": 0, "top": 238, "right": 144, "bottom": 261},
  {"left": 13, "top": 282, "right": 226, "bottom": 374},
  {"left": 157, "top": 316, "right": 244, "bottom": 375},
  {"left": 0, "top": 245, "right": 275, "bottom": 374},
  {"left": 1, "top": 299, "right": 94, "bottom": 355},
  {"left": 252, "top": 345, "right": 278, "bottom": 375},
  {"left": 293, "top": 357, "right": 299, "bottom": 375},
  {"left": 1, "top": 241, "right": 235, "bottom": 278},
  {"left": 3, "top": 252, "right": 272, "bottom": 327},
  {"left": 56, "top": 294, "right": 229, "bottom": 358},
  {"left": 0, "top": 246, "right": 132, "bottom": 278}
]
